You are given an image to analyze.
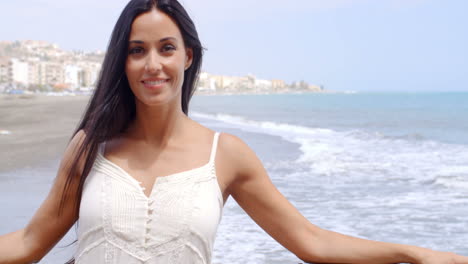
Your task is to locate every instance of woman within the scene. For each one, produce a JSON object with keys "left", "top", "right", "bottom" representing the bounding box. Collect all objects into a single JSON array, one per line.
[{"left": 0, "top": 0, "right": 467, "bottom": 263}]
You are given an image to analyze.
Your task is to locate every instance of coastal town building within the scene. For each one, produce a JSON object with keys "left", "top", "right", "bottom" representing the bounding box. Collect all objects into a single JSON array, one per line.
[
  {"left": 78, "top": 62, "right": 101, "bottom": 88},
  {"left": 43, "top": 61, "right": 65, "bottom": 87},
  {"left": 308, "top": 84, "right": 323, "bottom": 92},
  {"left": 0, "top": 57, "right": 11, "bottom": 85},
  {"left": 64, "top": 64, "right": 82, "bottom": 90},
  {"left": 27, "top": 57, "right": 41, "bottom": 86},
  {"left": 11, "top": 58, "right": 29, "bottom": 86},
  {"left": 197, "top": 72, "right": 215, "bottom": 92},
  {"left": 255, "top": 78, "right": 273, "bottom": 92},
  {"left": 271, "top": 79, "right": 286, "bottom": 91}
]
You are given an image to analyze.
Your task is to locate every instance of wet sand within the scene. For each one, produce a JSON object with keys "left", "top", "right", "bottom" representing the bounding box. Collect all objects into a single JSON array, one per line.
[{"left": 0, "top": 94, "right": 90, "bottom": 173}]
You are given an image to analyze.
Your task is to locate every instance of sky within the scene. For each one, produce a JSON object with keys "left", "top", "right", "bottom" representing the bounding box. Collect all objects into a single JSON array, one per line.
[{"left": 1, "top": 0, "right": 467, "bottom": 92}]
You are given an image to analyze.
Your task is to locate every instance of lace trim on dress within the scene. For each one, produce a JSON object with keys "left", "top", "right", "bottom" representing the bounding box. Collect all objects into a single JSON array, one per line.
[{"left": 105, "top": 241, "right": 115, "bottom": 264}]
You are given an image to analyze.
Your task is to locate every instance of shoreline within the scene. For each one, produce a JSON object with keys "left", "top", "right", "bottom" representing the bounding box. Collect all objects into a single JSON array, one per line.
[{"left": 194, "top": 89, "right": 332, "bottom": 96}]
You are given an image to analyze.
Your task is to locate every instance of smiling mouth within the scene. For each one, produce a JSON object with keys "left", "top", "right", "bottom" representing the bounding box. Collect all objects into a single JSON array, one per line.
[
  {"left": 142, "top": 79, "right": 169, "bottom": 85},
  {"left": 141, "top": 79, "right": 170, "bottom": 90}
]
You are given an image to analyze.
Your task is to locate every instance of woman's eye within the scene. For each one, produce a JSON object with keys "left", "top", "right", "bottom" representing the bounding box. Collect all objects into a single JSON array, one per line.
[
  {"left": 162, "top": 44, "right": 176, "bottom": 52},
  {"left": 129, "top": 47, "right": 144, "bottom": 54}
]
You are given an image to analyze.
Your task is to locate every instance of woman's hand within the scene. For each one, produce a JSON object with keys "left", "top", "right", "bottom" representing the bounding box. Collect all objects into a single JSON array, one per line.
[{"left": 417, "top": 249, "right": 468, "bottom": 264}]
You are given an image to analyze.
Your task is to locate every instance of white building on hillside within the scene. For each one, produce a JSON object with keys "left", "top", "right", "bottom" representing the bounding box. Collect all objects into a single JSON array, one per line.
[
  {"left": 65, "top": 64, "right": 82, "bottom": 90},
  {"left": 79, "top": 62, "right": 101, "bottom": 88},
  {"left": 255, "top": 78, "right": 273, "bottom": 91},
  {"left": 11, "top": 58, "right": 29, "bottom": 86},
  {"left": 0, "top": 57, "right": 11, "bottom": 84}
]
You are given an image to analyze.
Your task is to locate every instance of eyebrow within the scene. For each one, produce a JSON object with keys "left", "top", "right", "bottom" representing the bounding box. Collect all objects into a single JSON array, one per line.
[{"left": 129, "top": 37, "right": 177, "bottom": 44}]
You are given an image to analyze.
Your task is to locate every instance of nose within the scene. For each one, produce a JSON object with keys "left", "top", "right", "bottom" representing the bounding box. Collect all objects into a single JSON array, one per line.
[{"left": 145, "top": 50, "right": 162, "bottom": 74}]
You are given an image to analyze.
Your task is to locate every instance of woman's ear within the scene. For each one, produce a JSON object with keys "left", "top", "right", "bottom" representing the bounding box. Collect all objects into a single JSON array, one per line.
[{"left": 185, "top": 48, "right": 193, "bottom": 71}]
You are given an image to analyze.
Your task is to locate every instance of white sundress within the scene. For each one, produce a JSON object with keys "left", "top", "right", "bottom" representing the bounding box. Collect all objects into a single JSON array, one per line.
[{"left": 75, "top": 132, "right": 223, "bottom": 263}]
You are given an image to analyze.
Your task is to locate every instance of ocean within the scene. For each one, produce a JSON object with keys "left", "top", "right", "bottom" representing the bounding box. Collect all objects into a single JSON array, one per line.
[
  {"left": 1, "top": 92, "right": 467, "bottom": 263},
  {"left": 190, "top": 92, "right": 468, "bottom": 263}
]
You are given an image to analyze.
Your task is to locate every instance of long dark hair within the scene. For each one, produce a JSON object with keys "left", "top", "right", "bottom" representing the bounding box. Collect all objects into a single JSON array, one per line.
[{"left": 61, "top": 0, "right": 203, "bottom": 262}]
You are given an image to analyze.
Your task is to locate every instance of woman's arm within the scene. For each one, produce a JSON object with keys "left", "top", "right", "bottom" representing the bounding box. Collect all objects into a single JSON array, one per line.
[
  {"left": 220, "top": 133, "right": 468, "bottom": 264},
  {"left": 0, "top": 130, "right": 86, "bottom": 264}
]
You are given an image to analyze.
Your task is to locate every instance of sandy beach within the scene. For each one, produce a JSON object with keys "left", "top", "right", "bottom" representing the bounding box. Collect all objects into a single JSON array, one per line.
[{"left": 0, "top": 94, "right": 90, "bottom": 173}]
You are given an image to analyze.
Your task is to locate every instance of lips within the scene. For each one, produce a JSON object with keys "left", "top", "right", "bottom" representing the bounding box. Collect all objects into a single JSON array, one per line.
[{"left": 141, "top": 78, "right": 169, "bottom": 90}]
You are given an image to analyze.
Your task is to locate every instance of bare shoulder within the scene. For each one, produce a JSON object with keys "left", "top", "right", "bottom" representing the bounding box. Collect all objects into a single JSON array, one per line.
[
  {"left": 69, "top": 129, "right": 87, "bottom": 152},
  {"left": 217, "top": 132, "right": 265, "bottom": 185},
  {"left": 218, "top": 132, "right": 251, "bottom": 157},
  {"left": 71, "top": 129, "right": 87, "bottom": 145}
]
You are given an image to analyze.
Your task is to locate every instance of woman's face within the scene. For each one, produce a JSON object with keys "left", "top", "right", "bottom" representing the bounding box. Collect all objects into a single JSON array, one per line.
[{"left": 125, "top": 8, "right": 193, "bottom": 108}]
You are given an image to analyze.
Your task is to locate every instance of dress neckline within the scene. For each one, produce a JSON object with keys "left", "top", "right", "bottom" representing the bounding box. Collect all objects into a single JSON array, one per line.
[{"left": 97, "top": 132, "right": 219, "bottom": 199}]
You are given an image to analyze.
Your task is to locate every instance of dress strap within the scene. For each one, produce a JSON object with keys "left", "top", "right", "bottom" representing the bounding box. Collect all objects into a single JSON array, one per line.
[{"left": 209, "top": 132, "right": 220, "bottom": 164}]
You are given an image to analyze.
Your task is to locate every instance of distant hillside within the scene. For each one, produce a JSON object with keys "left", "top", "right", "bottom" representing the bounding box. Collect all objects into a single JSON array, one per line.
[{"left": 0, "top": 40, "right": 104, "bottom": 63}]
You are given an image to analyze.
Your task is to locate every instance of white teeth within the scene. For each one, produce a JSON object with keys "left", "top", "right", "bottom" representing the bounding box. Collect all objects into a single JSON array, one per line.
[{"left": 144, "top": 80, "right": 166, "bottom": 85}]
